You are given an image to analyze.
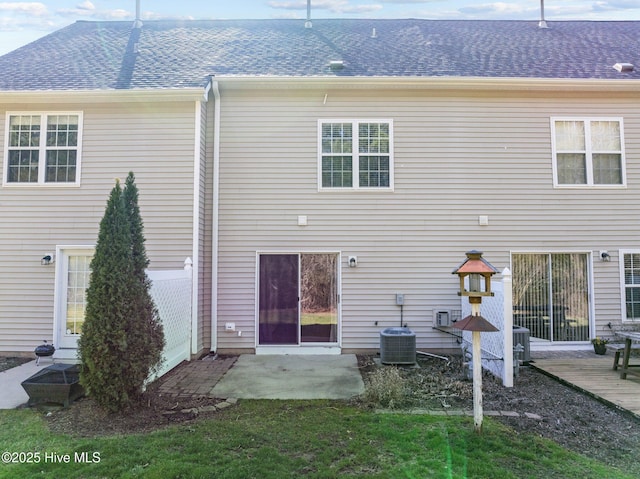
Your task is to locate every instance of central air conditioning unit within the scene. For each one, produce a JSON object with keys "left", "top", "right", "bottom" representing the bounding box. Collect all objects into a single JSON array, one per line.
[
  {"left": 380, "top": 327, "right": 416, "bottom": 365},
  {"left": 513, "top": 326, "right": 531, "bottom": 364}
]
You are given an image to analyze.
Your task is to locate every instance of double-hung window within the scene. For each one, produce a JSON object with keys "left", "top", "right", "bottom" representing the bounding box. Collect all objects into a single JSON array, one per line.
[
  {"left": 4, "top": 112, "right": 82, "bottom": 186},
  {"left": 621, "top": 251, "right": 640, "bottom": 322},
  {"left": 551, "top": 118, "right": 625, "bottom": 187},
  {"left": 319, "top": 120, "right": 393, "bottom": 190}
]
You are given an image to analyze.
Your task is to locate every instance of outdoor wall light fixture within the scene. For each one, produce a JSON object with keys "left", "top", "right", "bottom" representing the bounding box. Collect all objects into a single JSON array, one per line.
[
  {"left": 452, "top": 250, "right": 499, "bottom": 434},
  {"left": 41, "top": 254, "right": 54, "bottom": 266},
  {"left": 348, "top": 256, "right": 358, "bottom": 268},
  {"left": 600, "top": 251, "right": 611, "bottom": 262}
]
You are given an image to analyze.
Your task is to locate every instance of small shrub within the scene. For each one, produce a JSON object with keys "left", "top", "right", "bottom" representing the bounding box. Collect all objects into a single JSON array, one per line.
[{"left": 362, "top": 366, "right": 407, "bottom": 409}]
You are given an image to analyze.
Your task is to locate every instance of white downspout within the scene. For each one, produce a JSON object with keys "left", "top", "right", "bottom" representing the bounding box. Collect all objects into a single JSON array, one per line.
[
  {"left": 211, "top": 80, "right": 221, "bottom": 353},
  {"left": 191, "top": 99, "right": 202, "bottom": 357}
]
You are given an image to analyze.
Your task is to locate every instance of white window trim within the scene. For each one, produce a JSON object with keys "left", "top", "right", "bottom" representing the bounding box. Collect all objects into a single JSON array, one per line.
[
  {"left": 53, "top": 245, "right": 95, "bottom": 351},
  {"left": 317, "top": 119, "right": 394, "bottom": 192},
  {"left": 619, "top": 249, "right": 640, "bottom": 323},
  {"left": 550, "top": 117, "right": 626, "bottom": 188},
  {"left": 3, "top": 111, "right": 83, "bottom": 187}
]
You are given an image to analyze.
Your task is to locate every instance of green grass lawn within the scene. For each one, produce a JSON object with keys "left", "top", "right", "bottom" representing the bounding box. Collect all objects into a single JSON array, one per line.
[
  {"left": 301, "top": 311, "right": 337, "bottom": 326},
  {"left": 0, "top": 400, "right": 635, "bottom": 479}
]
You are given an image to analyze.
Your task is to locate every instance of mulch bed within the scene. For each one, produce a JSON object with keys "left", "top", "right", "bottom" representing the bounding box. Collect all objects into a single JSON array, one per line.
[{"left": 44, "top": 386, "right": 226, "bottom": 437}]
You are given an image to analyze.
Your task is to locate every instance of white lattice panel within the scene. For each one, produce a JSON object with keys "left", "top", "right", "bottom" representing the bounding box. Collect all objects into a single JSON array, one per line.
[
  {"left": 461, "top": 278, "right": 512, "bottom": 384},
  {"left": 148, "top": 267, "right": 192, "bottom": 379}
]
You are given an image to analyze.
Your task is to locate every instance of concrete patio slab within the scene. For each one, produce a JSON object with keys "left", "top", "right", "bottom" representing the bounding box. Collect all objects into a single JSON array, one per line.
[
  {"left": 0, "top": 360, "right": 41, "bottom": 409},
  {"left": 211, "top": 354, "right": 365, "bottom": 399}
]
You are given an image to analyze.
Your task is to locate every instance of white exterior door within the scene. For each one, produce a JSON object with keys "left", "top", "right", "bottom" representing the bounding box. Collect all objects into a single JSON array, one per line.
[{"left": 54, "top": 247, "right": 93, "bottom": 350}]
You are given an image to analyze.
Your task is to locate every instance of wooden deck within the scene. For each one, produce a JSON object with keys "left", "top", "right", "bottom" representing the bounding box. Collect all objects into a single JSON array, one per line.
[{"left": 531, "top": 354, "right": 640, "bottom": 420}]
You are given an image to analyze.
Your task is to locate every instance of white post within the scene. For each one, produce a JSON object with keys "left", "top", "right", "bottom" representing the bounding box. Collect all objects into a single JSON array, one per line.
[
  {"left": 471, "top": 302, "right": 483, "bottom": 433},
  {"left": 502, "top": 267, "right": 513, "bottom": 387},
  {"left": 184, "top": 257, "right": 195, "bottom": 357}
]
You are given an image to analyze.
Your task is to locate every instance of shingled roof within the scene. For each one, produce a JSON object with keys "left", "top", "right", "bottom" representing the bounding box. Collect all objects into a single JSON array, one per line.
[{"left": 0, "top": 19, "right": 639, "bottom": 91}]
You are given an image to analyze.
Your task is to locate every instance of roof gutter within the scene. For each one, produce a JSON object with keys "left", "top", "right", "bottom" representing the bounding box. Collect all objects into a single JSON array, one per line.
[
  {"left": 0, "top": 88, "right": 208, "bottom": 104},
  {"left": 212, "top": 75, "right": 640, "bottom": 93}
]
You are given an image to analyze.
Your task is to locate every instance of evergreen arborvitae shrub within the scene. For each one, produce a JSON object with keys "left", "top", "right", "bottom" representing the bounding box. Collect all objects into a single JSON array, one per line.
[
  {"left": 122, "top": 172, "right": 165, "bottom": 390},
  {"left": 78, "top": 175, "right": 164, "bottom": 411}
]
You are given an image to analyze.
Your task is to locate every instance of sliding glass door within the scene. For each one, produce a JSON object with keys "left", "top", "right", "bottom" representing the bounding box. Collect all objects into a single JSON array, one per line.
[
  {"left": 259, "top": 254, "right": 299, "bottom": 345},
  {"left": 512, "top": 253, "right": 590, "bottom": 342},
  {"left": 258, "top": 253, "right": 339, "bottom": 346},
  {"left": 300, "top": 254, "right": 338, "bottom": 343}
]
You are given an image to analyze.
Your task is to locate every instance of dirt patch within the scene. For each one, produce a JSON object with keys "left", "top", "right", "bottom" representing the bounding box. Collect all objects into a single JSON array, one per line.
[
  {"left": 357, "top": 354, "right": 640, "bottom": 471},
  {"left": 44, "top": 388, "right": 227, "bottom": 438}
]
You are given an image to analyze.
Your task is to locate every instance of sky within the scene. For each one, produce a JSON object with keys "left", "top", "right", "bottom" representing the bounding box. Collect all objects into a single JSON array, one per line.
[{"left": 1, "top": 0, "right": 640, "bottom": 55}]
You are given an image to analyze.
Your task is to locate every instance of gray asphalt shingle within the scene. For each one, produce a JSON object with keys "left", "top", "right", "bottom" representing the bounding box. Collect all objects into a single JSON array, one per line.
[{"left": 0, "top": 19, "right": 639, "bottom": 91}]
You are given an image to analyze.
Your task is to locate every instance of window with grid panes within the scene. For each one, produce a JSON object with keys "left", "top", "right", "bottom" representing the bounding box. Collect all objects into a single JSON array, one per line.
[
  {"left": 622, "top": 251, "right": 640, "bottom": 322},
  {"left": 4, "top": 113, "right": 82, "bottom": 185},
  {"left": 551, "top": 118, "right": 625, "bottom": 187},
  {"left": 319, "top": 120, "right": 392, "bottom": 190}
]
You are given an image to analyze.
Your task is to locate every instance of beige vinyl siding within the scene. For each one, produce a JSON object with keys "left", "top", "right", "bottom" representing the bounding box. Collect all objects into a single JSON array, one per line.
[
  {"left": 0, "top": 100, "right": 196, "bottom": 354},
  {"left": 216, "top": 85, "right": 640, "bottom": 352}
]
